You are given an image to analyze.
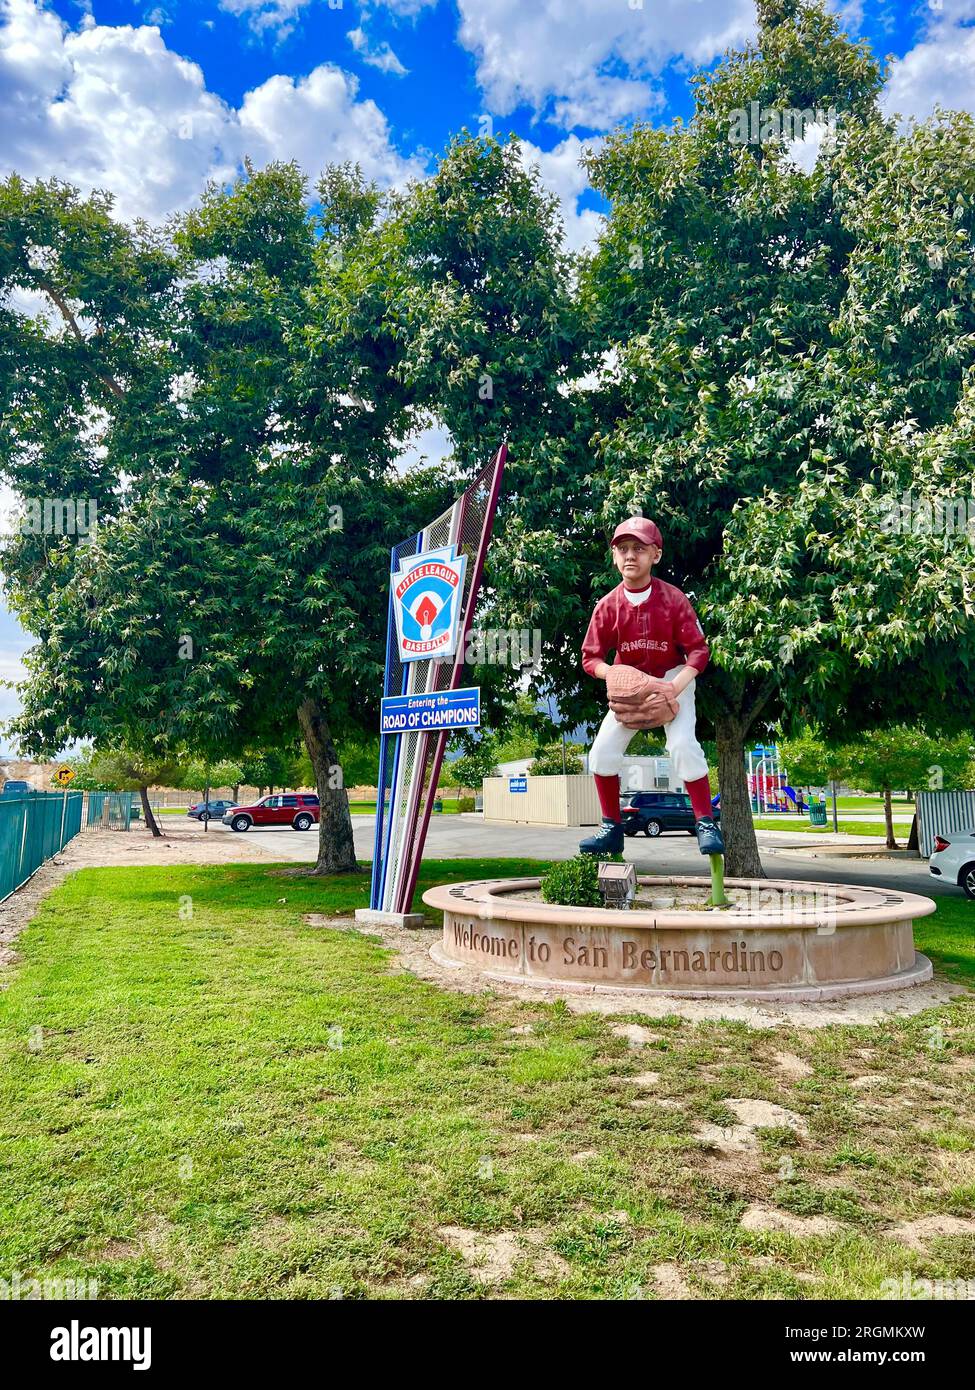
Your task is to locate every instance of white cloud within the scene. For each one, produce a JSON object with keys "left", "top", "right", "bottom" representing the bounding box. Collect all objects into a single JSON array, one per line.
[
  {"left": 456, "top": 0, "right": 755, "bottom": 131},
  {"left": 220, "top": 0, "right": 438, "bottom": 40},
  {"left": 218, "top": 0, "right": 312, "bottom": 40},
  {"left": 0, "top": 1, "right": 419, "bottom": 224},
  {"left": 881, "top": 4, "right": 975, "bottom": 124},
  {"left": 517, "top": 135, "right": 604, "bottom": 252},
  {"left": 239, "top": 65, "right": 422, "bottom": 185},
  {"left": 362, "top": 0, "right": 439, "bottom": 16},
  {"left": 348, "top": 25, "right": 408, "bottom": 76}
]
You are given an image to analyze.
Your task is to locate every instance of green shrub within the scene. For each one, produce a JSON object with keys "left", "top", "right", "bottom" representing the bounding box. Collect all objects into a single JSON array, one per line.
[
  {"left": 541, "top": 855, "right": 604, "bottom": 907},
  {"left": 530, "top": 742, "right": 584, "bottom": 776},
  {"left": 457, "top": 796, "right": 475, "bottom": 813}
]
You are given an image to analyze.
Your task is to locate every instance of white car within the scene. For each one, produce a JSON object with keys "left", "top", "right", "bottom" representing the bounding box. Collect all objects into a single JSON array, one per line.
[{"left": 928, "top": 831, "right": 975, "bottom": 900}]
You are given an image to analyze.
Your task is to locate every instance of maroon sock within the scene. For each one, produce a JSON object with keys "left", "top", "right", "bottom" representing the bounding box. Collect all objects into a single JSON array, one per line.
[
  {"left": 685, "top": 774, "right": 713, "bottom": 821},
  {"left": 593, "top": 774, "right": 621, "bottom": 822}
]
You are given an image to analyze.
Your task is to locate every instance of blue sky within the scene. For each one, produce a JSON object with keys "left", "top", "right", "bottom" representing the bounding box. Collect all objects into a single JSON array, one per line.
[{"left": 2, "top": 0, "right": 974, "bottom": 749}]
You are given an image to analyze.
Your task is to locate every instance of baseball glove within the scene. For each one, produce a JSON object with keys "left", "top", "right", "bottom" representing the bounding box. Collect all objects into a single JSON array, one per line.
[{"left": 605, "top": 664, "right": 680, "bottom": 729}]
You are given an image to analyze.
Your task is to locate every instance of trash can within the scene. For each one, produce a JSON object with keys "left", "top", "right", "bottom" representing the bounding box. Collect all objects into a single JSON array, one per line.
[
  {"left": 809, "top": 802, "right": 828, "bottom": 827},
  {"left": 433, "top": 799, "right": 443, "bottom": 814}
]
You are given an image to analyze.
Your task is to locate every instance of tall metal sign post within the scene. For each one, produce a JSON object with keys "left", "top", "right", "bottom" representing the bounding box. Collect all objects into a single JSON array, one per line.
[{"left": 355, "top": 443, "right": 507, "bottom": 928}]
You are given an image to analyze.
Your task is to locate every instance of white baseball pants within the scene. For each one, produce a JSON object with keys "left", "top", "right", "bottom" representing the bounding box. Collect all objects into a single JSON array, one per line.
[{"left": 588, "top": 665, "right": 709, "bottom": 788}]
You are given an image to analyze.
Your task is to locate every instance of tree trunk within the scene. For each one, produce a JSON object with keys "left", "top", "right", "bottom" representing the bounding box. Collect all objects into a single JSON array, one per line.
[
  {"left": 883, "top": 785, "right": 897, "bottom": 849},
  {"left": 715, "top": 713, "right": 765, "bottom": 879},
  {"left": 297, "top": 696, "right": 358, "bottom": 875},
  {"left": 140, "top": 784, "right": 162, "bottom": 837},
  {"left": 232, "top": 784, "right": 240, "bottom": 802}
]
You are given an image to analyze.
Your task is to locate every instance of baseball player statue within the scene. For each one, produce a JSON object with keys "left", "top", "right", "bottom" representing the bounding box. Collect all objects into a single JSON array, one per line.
[{"left": 579, "top": 518, "right": 725, "bottom": 861}]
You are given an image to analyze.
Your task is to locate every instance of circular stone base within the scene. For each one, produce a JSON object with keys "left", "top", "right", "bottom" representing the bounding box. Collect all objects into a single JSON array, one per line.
[{"left": 422, "top": 874, "right": 937, "bottom": 1002}]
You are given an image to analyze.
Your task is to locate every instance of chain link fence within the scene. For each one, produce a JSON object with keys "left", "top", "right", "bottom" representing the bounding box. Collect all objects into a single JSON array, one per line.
[
  {"left": 84, "top": 791, "right": 137, "bottom": 831},
  {"left": 0, "top": 791, "right": 84, "bottom": 903}
]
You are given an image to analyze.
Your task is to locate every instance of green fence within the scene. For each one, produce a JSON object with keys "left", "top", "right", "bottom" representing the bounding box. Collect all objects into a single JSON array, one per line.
[
  {"left": 84, "top": 791, "right": 136, "bottom": 830},
  {"left": 0, "top": 791, "right": 84, "bottom": 903}
]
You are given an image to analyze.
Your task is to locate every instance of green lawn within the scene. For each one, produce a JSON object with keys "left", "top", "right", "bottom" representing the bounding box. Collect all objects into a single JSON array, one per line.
[
  {"left": 753, "top": 818, "right": 914, "bottom": 837},
  {"left": 1, "top": 859, "right": 973, "bottom": 1300},
  {"left": 834, "top": 797, "right": 915, "bottom": 812}
]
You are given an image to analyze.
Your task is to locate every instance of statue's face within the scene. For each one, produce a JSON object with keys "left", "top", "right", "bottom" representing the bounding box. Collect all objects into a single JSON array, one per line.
[{"left": 612, "top": 537, "right": 659, "bottom": 587}]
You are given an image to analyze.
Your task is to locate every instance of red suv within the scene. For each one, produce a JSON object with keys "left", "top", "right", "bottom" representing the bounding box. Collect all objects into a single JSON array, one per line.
[{"left": 222, "top": 793, "right": 319, "bottom": 832}]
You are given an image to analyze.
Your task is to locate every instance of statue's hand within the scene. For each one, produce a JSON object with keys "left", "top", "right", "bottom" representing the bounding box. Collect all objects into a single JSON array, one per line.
[
  {"left": 609, "top": 687, "right": 680, "bottom": 729},
  {"left": 605, "top": 664, "right": 654, "bottom": 702},
  {"left": 605, "top": 666, "right": 679, "bottom": 727}
]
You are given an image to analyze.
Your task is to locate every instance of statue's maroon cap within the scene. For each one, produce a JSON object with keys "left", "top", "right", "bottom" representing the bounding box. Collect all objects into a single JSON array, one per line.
[{"left": 610, "top": 517, "right": 663, "bottom": 549}]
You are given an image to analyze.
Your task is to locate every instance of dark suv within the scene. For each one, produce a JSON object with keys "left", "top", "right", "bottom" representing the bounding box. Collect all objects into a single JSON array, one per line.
[{"left": 622, "top": 791, "right": 721, "bottom": 838}]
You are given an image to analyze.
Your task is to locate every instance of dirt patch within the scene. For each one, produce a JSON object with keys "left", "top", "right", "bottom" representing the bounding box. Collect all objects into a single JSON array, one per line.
[
  {"left": 437, "top": 1225, "right": 569, "bottom": 1286},
  {"left": 885, "top": 1215, "right": 975, "bottom": 1251},
  {"left": 848, "top": 1074, "right": 885, "bottom": 1091},
  {"left": 771, "top": 1051, "right": 814, "bottom": 1080},
  {"left": 651, "top": 1263, "right": 695, "bottom": 1299},
  {"left": 611, "top": 1023, "right": 662, "bottom": 1049},
  {"left": 740, "top": 1205, "right": 841, "bottom": 1238},
  {"left": 695, "top": 1098, "right": 808, "bottom": 1154},
  {"left": 93, "top": 1240, "right": 140, "bottom": 1262}
]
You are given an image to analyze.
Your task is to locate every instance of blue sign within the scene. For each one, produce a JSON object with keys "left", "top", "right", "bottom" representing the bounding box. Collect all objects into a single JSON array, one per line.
[
  {"left": 508, "top": 776, "right": 528, "bottom": 793},
  {"left": 381, "top": 686, "right": 480, "bottom": 735}
]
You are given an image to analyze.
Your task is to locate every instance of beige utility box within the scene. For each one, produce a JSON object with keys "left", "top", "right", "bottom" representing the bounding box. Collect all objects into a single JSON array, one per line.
[{"left": 482, "top": 774, "right": 601, "bottom": 827}]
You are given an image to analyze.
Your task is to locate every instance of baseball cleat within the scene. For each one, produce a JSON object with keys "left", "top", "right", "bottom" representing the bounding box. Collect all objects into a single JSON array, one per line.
[
  {"left": 579, "top": 818, "right": 625, "bottom": 857},
  {"left": 695, "top": 817, "right": 724, "bottom": 856}
]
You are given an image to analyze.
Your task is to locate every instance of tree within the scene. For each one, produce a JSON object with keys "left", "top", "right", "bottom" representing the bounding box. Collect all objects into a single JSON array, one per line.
[
  {"left": 0, "top": 163, "right": 452, "bottom": 875},
  {"left": 529, "top": 742, "right": 584, "bottom": 776},
  {"left": 445, "top": 742, "right": 501, "bottom": 791},
  {"left": 527, "top": 0, "right": 975, "bottom": 876},
  {"left": 77, "top": 747, "right": 182, "bottom": 837},
  {"left": 239, "top": 748, "right": 303, "bottom": 798},
  {"left": 781, "top": 725, "right": 974, "bottom": 845},
  {"left": 179, "top": 757, "right": 244, "bottom": 830},
  {"left": 777, "top": 731, "right": 851, "bottom": 789},
  {"left": 389, "top": 135, "right": 595, "bottom": 738},
  {"left": 842, "top": 728, "right": 973, "bottom": 848}
]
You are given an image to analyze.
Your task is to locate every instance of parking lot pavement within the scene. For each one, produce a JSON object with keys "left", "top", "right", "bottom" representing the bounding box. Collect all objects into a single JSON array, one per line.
[{"left": 219, "top": 813, "right": 956, "bottom": 900}]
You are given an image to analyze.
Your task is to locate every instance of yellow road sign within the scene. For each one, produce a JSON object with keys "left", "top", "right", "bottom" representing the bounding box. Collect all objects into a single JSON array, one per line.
[{"left": 53, "top": 765, "right": 75, "bottom": 787}]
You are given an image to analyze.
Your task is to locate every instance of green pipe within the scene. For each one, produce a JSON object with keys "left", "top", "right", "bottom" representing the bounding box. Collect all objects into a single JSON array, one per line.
[{"left": 709, "top": 852, "right": 730, "bottom": 908}]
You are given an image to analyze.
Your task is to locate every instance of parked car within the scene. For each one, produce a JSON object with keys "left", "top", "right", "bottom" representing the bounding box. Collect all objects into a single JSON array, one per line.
[
  {"left": 186, "top": 799, "right": 237, "bottom": 823},
  {"left": 1, "top": 780, "right": 34, "bottom": 797},
  {"left": 222, "top": 793, "right": 320, "bottom": 832},
  {"left": 621, "top": 790, "right": 721, "bottom": 839},
  {"left": 928, "top": 830, "right": 975, "bottom": 899}
]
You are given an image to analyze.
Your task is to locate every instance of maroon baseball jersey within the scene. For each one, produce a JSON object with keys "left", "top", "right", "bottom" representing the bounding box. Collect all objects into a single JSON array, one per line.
[{"left": 581, "top": 579, "right": 709, "bottom": 679}]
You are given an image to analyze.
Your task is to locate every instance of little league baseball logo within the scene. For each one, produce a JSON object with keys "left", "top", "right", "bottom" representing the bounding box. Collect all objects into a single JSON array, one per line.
[{"left": 393, "top": 545, "right": 467, "bottom": 663}]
